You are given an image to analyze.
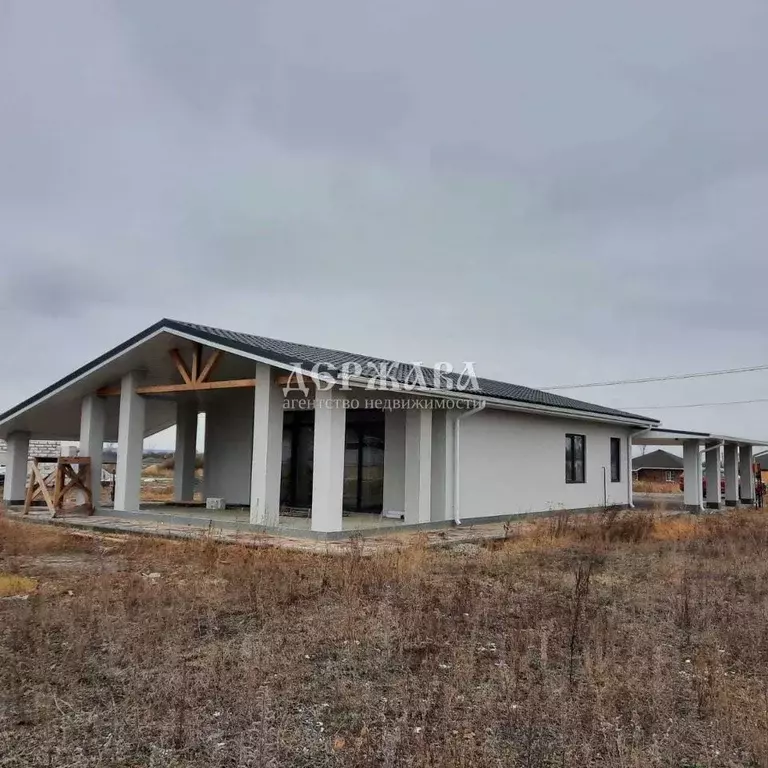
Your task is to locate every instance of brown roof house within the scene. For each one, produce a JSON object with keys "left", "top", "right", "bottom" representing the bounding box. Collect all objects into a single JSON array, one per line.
[{"left": 632, "top": 449, "right": 684, "bottom": 484}]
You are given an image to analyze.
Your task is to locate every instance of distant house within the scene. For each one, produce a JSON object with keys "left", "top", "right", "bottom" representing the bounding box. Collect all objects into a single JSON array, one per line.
[{"left": 632, "top": 449, "right": 684, "bottom": 483}]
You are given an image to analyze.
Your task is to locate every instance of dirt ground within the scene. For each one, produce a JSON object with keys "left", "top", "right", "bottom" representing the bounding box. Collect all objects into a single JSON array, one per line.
[{"left": 2, "top": 508, "right": 768, "bottom": 767}]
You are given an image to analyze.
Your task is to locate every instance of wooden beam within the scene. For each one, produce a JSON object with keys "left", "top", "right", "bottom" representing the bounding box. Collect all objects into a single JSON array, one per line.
[
  {"left": 191, "top": 343, "right": 202, "bottom": 383},
  {"left": 135, "top": 378, "right": 257, "bottom": 395},
  {"left": 97, "top": 378, "right": 258, "bottom": 396},
  {"left": 197, "top": 350, "right": 221, "bottom": 384},
  {"left": 170, "top": 349, "right": 192, "bottom": 385}
]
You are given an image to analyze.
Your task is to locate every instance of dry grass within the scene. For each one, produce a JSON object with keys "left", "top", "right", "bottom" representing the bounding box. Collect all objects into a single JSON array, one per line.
[
  {"left": 2, "top": 509, "right": 768, "bottom": 766},
  {"left": 632, "top": 480, "right": 681, "bottom": 494},
  {"left": 0, "top": 573, "right": 38, "bottom": 597}
]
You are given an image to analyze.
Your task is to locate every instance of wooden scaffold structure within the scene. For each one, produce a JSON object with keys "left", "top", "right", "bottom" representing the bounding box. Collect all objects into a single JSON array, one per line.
[{"left": 23, "top": 456, "right": 94, "bottom": 517}]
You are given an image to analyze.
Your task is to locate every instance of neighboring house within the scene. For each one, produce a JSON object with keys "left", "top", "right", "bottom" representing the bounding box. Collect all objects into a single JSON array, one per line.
[
  {"left": 632, "top": 449, "right": 684, "bottom": 483},
  {"left": 0, "top": 318, "right": 761, "bottom": 531}
]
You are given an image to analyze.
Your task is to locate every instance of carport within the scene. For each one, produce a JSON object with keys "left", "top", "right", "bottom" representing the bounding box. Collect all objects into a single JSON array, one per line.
[{"left": 631, "top": 428, "right": 768, "bottom": 512}]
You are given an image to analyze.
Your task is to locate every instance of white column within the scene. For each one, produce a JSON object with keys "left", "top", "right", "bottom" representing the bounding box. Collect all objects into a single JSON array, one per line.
[
  {"left": 627, "top": 434, "right": 634, "bottom": 507},
  {"left": 404, "top": 407, "right": 432, "bottom": 525},
  {"left": 723, "top": 443, "right": 739, "bottom": 507},
  {"left": 683, "top": 440, "right": 702, "bottom": 512},
  {"left": 739, "top": 444, "right": 755, "bottom": 504},
  {"left": 250, "top": 363, "right": 284, "bottom": 526},
  {"left": 705, "top": 442, "right": 722, "bottom": 509},
  {"left": 114, "top": 371, "right": 145, "bottom": 512},
  {"left": 174, "top": 401, "right": 198, "bottom": 502},
  {"left": 3, "top": 431, "right": 30, "bottom": 504},
  {"left": 79, "top": 395, "right": 106, "bottom": 507},
  {"left": 310, "top": 388, "right": 347, "bottom": 533},
  {"left": 383, "top": 409, "right": 406, "bottom": 515}
]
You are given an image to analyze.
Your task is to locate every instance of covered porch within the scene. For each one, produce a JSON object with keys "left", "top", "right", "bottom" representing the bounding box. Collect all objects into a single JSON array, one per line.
[
  {"left": 632, "top": 428, "right": 768, "bottom": 512},
  {"left": 1, "top": 330, "right": 456, "bottom": 534}
]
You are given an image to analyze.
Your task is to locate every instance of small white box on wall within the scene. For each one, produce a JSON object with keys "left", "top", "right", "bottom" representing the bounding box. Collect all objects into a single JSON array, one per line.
[{"left": 206, "top": 497, "right": 226, "bottom": 510}]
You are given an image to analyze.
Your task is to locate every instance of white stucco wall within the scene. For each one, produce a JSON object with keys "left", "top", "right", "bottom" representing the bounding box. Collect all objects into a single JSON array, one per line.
[
  {"left": 430, "top": 409, "right": 455, "bottom": 522},
  {"left": 458, "top": 408, "right": 632, "bottom": 519},
  {"left": 203, "top": 389, "right": 254, "bottom": 505}
]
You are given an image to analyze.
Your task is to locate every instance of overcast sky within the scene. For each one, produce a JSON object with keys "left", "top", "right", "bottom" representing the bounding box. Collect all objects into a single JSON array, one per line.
[{"left": 1, "top": 0, "right": 767, "bottom": 449}]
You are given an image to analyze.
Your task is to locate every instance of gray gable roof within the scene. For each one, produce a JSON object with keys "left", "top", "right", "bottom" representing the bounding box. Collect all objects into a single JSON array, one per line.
[
  {"left": 166, "top": 319, "right": 657, "bottom": 423},
  {"left": 0, "top": 318, "right": 659, "bottom": 426},
  {"left": 632, "top": 449, "right": 684, "bottom": 471}
]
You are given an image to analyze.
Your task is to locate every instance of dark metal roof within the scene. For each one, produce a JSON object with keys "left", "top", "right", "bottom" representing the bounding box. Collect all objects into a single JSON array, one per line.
[
  {"left": 632, "top": 449, "right": 684, "bottom": 470},
  {"left": 165, "top": 319, "right": 657, "bottom": 423},
  {"left": 0, "top": 318, "right": 659, "bottom": 425}
]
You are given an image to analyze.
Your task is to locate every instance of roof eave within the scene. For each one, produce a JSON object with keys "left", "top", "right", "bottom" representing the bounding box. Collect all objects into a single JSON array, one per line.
[{"left": 0, "top": 319, "right": 661, "bottom": 432}]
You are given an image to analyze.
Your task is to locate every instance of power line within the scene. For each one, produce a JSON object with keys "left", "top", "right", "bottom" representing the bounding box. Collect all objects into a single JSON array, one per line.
[
  {"left": 627, "top": 397, "right": 768, "bottom": 411},
  {"left": 542, "top": 363, "right": 768, "bottom": 390}
]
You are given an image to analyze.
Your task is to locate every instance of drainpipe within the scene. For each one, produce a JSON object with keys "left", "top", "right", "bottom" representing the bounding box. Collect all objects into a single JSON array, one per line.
[{"left": 453, "top": 401, "right": 487, "bottom": 525}]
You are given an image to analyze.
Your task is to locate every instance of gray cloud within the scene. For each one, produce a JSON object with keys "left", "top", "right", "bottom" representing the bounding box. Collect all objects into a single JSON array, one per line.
[{"left": 1, "top": 0, "right": 767, "bottom": 445}]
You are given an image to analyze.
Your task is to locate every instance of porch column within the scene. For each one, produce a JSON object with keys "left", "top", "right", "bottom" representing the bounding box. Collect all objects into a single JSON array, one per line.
[
  {"left": 79, "top": 395, "right": 106, "bottom": 507},
  {"left": 739, "top": 444, "right": 755, "bottom": 505},
  {"left": 704, "top": 442, "right": 722, "bottom": 509},
  {"left": 723, "top": 443, "right": 739, "bottom": 507},
  {"left": 174, "top": 401, "right": 198, "bottom": 502},
  {"left": 250, "top": 363, "right": 284, "bottom": 526},
  {"left": 311, "top": 388, "right": 347, "bottom": 533},
  {"left": 404, "top": 407, "right": 432, "bottom": 525},
  {"left": 383, "top": 409, "right": 406, "bottom": 515},
  {"left": 683, "top": 440, "right": 702, "bottom": 512},
  {"left": 2, "top": 431, "right": 30, "bottom": 504},
  {"left": 114, "top": 371, "right": 145, "bottom": 512}
]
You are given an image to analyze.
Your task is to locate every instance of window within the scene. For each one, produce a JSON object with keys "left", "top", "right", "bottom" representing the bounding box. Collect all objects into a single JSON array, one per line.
[
  {"left": 610, "top": 437, "right": 621, "bottom": 482},
  {"left": 665, "top": 470, "right": 675, "bottom": 483},
  {"left": 565, "top": 434, "right": 586, "bottom": 483}
]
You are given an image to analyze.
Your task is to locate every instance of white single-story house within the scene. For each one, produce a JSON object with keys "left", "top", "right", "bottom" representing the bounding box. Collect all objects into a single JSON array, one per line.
[{"left": 0, "top": 319, "right": 763, "bottom": 534}]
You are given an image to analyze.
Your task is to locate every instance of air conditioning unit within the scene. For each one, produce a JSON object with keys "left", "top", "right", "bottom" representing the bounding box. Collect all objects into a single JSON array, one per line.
[{"left": 206, "top": 497, "right": 226, "bottom": 510}]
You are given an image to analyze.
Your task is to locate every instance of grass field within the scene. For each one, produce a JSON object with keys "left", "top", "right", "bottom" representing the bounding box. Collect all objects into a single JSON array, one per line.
[{"left": 2, "top": 509, "right": 768, "bottom": 767}]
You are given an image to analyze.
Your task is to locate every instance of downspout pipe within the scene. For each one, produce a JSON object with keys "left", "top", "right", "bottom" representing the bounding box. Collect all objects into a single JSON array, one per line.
[{"left": 453, "top": 401, "right": 487, "bottom": 525}]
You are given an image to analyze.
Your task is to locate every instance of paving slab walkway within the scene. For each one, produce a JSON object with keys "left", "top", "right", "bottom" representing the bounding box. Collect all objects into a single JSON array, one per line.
[{"left": 1, "top": 506, "right": 523, "bottom": 555}]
